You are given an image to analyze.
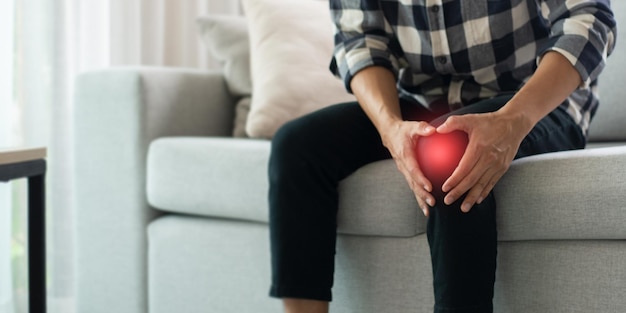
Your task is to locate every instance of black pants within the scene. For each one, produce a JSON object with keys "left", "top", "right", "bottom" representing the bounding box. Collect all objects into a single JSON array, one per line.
[{"left": 268, "top": 95, "right": 585, "bottom": 312}]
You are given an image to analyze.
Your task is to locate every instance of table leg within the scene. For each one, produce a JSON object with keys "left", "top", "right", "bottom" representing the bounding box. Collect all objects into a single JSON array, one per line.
[{"left": 28, "top": 174, "right": 46, "bottom": 313}]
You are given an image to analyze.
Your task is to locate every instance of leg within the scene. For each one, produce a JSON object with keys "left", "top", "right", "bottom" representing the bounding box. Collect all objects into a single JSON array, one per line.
[
  {"left": 268, "top": 100, "right": 433, "bottom": 305},
  {"left": 269, "top": 103, "right": 389, "bottom": 301},
  {"left": 422, "top": 96, "right": 585, "bottom": 312},
  {"left": 268, "top": 101, "right": 389, "bottom": 303},
  {"left": 28, "top": 172, "right": 46, "bottom": 313}
]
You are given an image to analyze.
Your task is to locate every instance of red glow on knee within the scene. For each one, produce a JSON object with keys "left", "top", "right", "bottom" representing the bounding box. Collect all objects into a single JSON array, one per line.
[{"left": 415, "top": 131, "right": 468, "bottom": 197}]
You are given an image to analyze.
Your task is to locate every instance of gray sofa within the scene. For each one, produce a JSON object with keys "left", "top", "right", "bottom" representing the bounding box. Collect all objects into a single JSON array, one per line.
[{"left": 74, "top": 5, "right": 625, "bottom": 313}]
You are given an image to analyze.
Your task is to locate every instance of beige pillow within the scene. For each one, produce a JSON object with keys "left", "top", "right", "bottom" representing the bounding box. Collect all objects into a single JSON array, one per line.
[{"left": 242, "top": 0, "right": 356, "bottom": 138}]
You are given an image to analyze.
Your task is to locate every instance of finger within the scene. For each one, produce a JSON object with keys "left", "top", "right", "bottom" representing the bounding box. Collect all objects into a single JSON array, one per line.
[
  {"left": 416, "top": 195, "right": 430, "bottom": 217},
  {"left": 407, "top": 172, "right": 436, "bottom": 209},
  {"left": 443, "top": 152, "right": 491, "bottom": 205},
  {"left": 449, "top": 143, "right": 513, "bottom": 206},
  {"left": 412, "top": 122, "right": 436, "bottom": 137},
  {"left": 460, "top": 168, "right": 498, "bottom": 212},
  {"left": 442, "top": 140, "right": 481, "bottom": 193},
  {"left": 474, "top": 147, "right": 513, "bottom": 204},
  {"left": 414, "top": 183, "right": 436, "bottom": 208},
  {"left": 451, "top": 152, "right": 505, "bottom": 208},
  {"left": 400, "top": 141, "right": 433, "bottom": 193},
  {"left": 409, "top": 166, "right": 433, "bottom": 193},
  {"left": 476, "top": 168, "right": 507, "bottom": 204},
  {"left": 395, "top": 159, "right": 435, "bottom": 210},
  {"left": 436, "top": 115, "right": 472, "bottom": 134},
  {"left": 414, "top": 183, "right": 435, "bottom": 216}
]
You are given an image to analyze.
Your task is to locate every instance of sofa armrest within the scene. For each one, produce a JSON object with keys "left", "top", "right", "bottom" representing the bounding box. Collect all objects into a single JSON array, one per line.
[{"left": 73, "top": 67, "right": 234, "bottom": 313}]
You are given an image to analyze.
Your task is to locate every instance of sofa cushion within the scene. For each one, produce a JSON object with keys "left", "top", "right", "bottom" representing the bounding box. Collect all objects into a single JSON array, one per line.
[
  {"left": 241, "top": 0, "right": 356, "bottom": 139},
  {"left": 147, "top": 138, "right": 626, "bottom": 240},
  {"left": 147, "top": 138, "right": 270, "bottom": 223},
  {"left": 494, "top": 145, "right": 626, "bottom": 241},
  {"left": 148, "top": 216, "right": 280, "bottom": 313},
  {"left": 587, "top": 1, "right": 626, "bottom": 142},
  {"left": 147, "top": 137, "right": 425, "bottom": 237}
]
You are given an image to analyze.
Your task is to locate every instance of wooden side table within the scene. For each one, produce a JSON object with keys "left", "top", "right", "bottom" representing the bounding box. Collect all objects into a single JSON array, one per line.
[{"left": 0, "top": 147, "right": 47, "bottom": 313}]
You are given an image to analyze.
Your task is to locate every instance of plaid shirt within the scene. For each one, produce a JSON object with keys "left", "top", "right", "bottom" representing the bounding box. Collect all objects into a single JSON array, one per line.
[{"left": 329, "top": 0, "right": 617, "bottom": 135}]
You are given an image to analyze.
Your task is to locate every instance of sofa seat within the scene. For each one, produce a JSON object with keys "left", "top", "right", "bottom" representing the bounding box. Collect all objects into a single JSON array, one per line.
[
  {"left": 147, "top": 137, "right": 626, "bottom": 241},
  {"left": 147, "top": 137, "right": 423, "bottom": 237}
]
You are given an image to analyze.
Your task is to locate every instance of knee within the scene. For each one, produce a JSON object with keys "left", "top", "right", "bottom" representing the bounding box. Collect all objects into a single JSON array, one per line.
[
  {"left": 271, "top": 120, "right": 306, "bottom": 162},
  {"left": 269, "top": 119, "right": 317, "bottom": 179},
  {"left": 415, "top": 130, "right": 468, "bottom": 200}
]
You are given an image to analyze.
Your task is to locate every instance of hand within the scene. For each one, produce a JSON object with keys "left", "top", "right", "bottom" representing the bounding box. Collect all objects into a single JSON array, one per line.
[
  {"left": 435, "top": 110, "right": 531, "bottom": 212},
  {"left": 381, "top": 120, "right": 437, "bottom": 216}
]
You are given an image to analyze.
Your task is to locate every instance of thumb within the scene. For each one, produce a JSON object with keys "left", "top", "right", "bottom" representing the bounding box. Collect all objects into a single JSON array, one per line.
[
  {"left": 414, "top": 122, "right": 436, "bottom": 136},
  {"left": 436, "top": 115, "right": 469, "bottom": 134}
]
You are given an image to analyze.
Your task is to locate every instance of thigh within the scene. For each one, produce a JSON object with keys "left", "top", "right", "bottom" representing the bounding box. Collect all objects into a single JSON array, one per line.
[
  {"left": 271, "top": 99, "right": 434, "bottom": 181},
  {"left": 428, "top": 94, "right": 514, "bottom": 127},
  {"left": 516, "top": 105, "right": 586, "bottom": 158},
  {"left": 428, "top": 95, "right": 586, "bottom": 158}
]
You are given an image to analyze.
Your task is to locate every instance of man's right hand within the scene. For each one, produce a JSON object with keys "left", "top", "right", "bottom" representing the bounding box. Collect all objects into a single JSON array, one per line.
[
  {"left": 350, "top": 66, "right": 436, "bottom": 216},
  {"left": 381, "top": 120, "right": 436, "bottom": 216}
]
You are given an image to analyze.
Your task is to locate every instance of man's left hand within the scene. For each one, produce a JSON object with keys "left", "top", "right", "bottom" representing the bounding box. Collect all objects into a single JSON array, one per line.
[{"left": 436, "top": 110, "right": 531, "bottom": 212}]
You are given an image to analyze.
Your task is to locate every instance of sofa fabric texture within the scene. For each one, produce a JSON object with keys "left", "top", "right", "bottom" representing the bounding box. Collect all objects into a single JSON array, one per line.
[{"left": 74, "top": 2, "right": 626, "bottom": 313}]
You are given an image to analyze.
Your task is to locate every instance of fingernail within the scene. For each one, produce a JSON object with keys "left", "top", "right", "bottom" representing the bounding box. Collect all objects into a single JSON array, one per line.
[
  {"left": 424, "top": 185, "right": 431, "bottom": 192},
  {"left": 426, "top": 198, "right": 434, "bottom": 207},
  {"left": 477, "top": 197, "right": 484, "bottom": 204},
  {"left": 462, "top": 203, "right": 471, "bottom": 212},
  {"left": 425, "top": 126, "right": 435, "bottom": 132},
  {"left": 445, "top": 196, "right": 455, "bottom": 205}
]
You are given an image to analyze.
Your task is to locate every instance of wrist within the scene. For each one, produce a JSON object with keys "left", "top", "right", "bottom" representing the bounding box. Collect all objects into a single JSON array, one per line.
[
  {"left": 495, "top": 101, "right": 536, "bottom": 136},
  {"left": 378, "top": 118, "right": 403, "bottom": 144}
]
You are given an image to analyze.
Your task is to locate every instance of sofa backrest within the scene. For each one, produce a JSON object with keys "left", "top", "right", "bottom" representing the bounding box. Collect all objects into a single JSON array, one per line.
[{"left": 587, "top": 1, "right": 625, "bottom": 142}]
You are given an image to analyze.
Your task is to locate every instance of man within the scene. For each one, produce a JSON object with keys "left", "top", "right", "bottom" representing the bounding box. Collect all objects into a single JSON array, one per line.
[{"left": 268, "top": 1, "right": 616, "bottom": 312}]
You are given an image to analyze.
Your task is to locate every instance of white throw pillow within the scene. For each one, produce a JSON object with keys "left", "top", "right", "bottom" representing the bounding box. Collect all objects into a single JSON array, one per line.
[
  {"left": 196, "top": 15, "right": 252, "bottom": 137},
  {"left": 196, "top": 15, "right": 252, "bottom": 97},
  {"left": 242, "top": 0, "right": 356, "bottom": 138}
]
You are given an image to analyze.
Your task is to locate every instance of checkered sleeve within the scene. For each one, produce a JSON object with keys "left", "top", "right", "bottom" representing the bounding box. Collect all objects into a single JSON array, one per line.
[
  {"left": 329, "top": 0, "right": 408, "bottom": 93},
  {"left": 539, "top": 0, "right": 617, "bottom": 88}
]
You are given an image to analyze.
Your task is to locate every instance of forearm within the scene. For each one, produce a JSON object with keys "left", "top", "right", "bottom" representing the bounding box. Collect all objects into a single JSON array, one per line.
[
  {"left": 349, "top": 66, "right": 403, "bottom": 138},
  {"left": 499, "top": 51, "right": 583, "bottom": 133},
  {"left": 350, "top": 66, "right": 437, "bottom": 213}
]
